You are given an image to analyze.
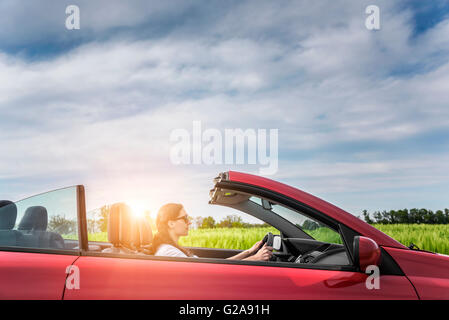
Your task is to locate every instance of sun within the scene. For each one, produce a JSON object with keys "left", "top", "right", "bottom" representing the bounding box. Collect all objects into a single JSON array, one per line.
[{"left": 127, "top": 201, "right": 147, "bottom": 219}]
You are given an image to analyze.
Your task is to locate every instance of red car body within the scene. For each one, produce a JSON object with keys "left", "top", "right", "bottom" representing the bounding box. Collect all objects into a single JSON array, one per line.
[
  {"left": 226, "top": 171, "right": 449, "bottom": 300},
  {"left": 1, "top": 171, "right": 448, "bottom": 299}
]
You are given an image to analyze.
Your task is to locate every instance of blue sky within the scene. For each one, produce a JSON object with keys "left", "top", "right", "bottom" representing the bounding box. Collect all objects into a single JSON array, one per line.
[{"left": 1, "top": 0, "right": 448, "bottom": 221}]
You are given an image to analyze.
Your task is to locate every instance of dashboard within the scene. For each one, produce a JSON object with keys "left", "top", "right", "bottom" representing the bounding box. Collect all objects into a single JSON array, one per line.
[{"left": 272, "top": 236, "right": 351, "bottom": 266}]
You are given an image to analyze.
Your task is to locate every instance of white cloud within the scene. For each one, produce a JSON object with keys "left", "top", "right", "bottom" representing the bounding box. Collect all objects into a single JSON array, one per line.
[{"left": 1, "top": 1, "right": 449, "bottom": 215}]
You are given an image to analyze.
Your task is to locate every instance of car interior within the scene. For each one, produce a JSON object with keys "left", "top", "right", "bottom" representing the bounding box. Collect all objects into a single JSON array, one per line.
[
  {"left": 89, "top": 195, "right": 351, "bottom": 266},
  {"left": 0, "top": 200, "right": 67, "bottom": 249},
  {"left": 209, "top": 188, "right": 351, "bottom": 265},
  {"left": 1, "top": 192, "right": 351, "bottom": 266}
]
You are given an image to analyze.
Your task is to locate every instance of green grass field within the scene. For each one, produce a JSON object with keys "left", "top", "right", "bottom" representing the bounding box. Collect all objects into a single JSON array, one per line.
[
  {"left": 85, "top": 224, "right": 449, "bottom": 255},
  {"left": 179, "top": 227, "right": 343, "bottom": 248},
  {"left": 179, "top": 227, "right": 278, "bottom": 249},
  {"left": 373, "top": 224, "right": 449, "bottom": 255}
]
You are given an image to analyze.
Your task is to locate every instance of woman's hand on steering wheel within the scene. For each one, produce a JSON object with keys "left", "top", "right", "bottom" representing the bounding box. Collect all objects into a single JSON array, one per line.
[
  {"left": 252, "top": 243, "right": 273, "bottom": 261},
  {"left": 247, "top": 240, "right": 263, "bottom": 256}
]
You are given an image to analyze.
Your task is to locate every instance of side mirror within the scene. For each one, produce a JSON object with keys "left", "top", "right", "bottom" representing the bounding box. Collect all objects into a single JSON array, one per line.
[{"left": 353, "top": 236, "right": 381, "bottom": 272}]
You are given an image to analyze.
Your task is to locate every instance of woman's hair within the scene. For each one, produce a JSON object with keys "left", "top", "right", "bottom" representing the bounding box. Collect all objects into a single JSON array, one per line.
[{"left": 150, "top": 203, "right": 193, "bottom": 256}]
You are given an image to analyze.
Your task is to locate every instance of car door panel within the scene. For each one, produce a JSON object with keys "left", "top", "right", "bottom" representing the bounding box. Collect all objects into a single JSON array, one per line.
[
  {"left": 384, "top": 247, "right": 449, "bottom": 299},
  {"left": 64, "top": 256, "right": 418, "bottom": 299},
  {"left": 0, "top": 251, "right": 78, "bottom": 299}
]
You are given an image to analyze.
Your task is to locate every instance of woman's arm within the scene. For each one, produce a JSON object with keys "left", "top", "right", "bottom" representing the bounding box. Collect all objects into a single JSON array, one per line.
[
  {"left": 226, "top": 240, "right": 262, "bottom": 260},
  {"left": 226, "top": 241, "right": 273, "bottom": 261},
  {"left": 226, "top": 249, "right": 251, "bottom": 260},
  {"left": 243, "top": 243, "right": 273, "bottom": 261}
]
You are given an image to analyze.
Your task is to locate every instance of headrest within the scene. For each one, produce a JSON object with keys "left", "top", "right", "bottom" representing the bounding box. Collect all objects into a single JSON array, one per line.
[
  {"left": 108, "top": 203, "right": 137, "bottom": 247},
  {"left": 0, "top": 200, "right": 17, "bottom": 230},
  {"left": 18, "top": 206, "right": 48, "bottom": 231},
  {"left": 135, "top": 216, "right": 153, "bottom": 247},
  {"left": 107, "top": 203, "right": 152, "bottom": 248}
]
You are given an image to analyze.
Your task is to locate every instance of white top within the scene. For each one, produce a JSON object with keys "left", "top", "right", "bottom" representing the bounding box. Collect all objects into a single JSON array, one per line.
[{"left": 155, "top": 244, "right": 198, "bottom": 258}]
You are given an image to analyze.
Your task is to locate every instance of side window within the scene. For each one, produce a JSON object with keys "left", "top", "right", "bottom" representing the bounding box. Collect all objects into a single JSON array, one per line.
[
  {"left": 250, "top": 197, "right": 343, "bottom": 244},
  {"left": 0, "top": 187, "right": 79, "bottom": 251},
  {"left": 85, "top": 203, "right": 154, "bottom": 252},
  {"left": 86, "top": 206, "right": 110, "bottom": 243},
  {"left": 180, "top": 210, "right": 280, "bottom": 250}
]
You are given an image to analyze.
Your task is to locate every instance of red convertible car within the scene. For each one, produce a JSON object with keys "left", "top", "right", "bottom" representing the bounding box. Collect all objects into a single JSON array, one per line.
[{"left": 0, "top": 171, "right": 448, "bottom": 299}]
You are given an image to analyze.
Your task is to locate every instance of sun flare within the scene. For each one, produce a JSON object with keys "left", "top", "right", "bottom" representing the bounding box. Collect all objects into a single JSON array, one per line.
[{"left": 127, "top": 201, "right": 149, "bottom": 219}]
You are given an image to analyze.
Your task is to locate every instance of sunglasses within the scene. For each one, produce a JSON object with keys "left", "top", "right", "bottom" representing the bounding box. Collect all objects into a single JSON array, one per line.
[{"left": 174, "top": 215, "right": 190, "bottom": 223}]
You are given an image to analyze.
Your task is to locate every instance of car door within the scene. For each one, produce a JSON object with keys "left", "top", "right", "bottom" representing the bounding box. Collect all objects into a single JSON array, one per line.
[
  {"left": 0, "top": 186, "right": 82, "bottom": 299},
  {"left": 63, "top": 252, "right": 417, "bottom": 299},
  {"left": 64, "top": 188, "right": 417, "bottom": 300},
  {"left": 0, "top": 251, "right": 78, "bottom": 299}
]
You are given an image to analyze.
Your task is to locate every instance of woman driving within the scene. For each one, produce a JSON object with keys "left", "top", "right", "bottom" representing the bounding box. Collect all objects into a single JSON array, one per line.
[{"left": 151, "top": 203, "right": 273, "bottom": 261}]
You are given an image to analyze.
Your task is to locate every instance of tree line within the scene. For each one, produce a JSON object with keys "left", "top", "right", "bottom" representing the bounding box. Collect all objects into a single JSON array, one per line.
[
  {"left": 47, "top": 207, "right": 449, "bottom": 235},
  {"left": 194, "top": 215, "right": 270, "bottom": 229},
  {"left": 361, "top": 208, "right": 449, "bottom": 224}
]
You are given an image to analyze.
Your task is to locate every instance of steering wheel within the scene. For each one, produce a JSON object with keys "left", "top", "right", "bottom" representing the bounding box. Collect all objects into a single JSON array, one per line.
[{"left": 261, "top": 232, "right": 274, "bottom": 247}]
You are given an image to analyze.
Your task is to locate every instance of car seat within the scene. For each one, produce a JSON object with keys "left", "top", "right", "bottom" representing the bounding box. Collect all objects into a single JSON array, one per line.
[
  {"left": 17, "top": 206, "right": 65, "bottom": 249},
  {"left": 0, "top": 200, "right": 23, "bottom": 246},
  {"left": 101, "top": 203, "right": 152, "bottom": 254}
]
